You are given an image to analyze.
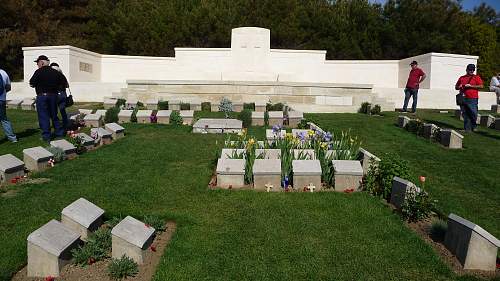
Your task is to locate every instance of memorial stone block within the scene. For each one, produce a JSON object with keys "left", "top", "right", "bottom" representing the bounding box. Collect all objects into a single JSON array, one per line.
[
  {"left": 332, "top": 160, "right": 363, "bottom": 192},
  {"left": 293, "top": 149, "right": 316, "bottom": 160},
  {"left": 0, "top": 154, "right": 25, "bottom": 183},
  {"left": 156, "top": 110, "right": 172, "bottom": 124},
  {"left": 94, "top": 109, "right": 107, "bottom": 117},
  {"left": 444, "top": 213, "right": 500, "bottom": 271},
  {"left": 61, "top": 198, "right": 105, "bottom": 241},
  {"left": 266, "top": 129, "right": 286, "bottom": 143},
  {"left": 91, "top": 128, "right": 113, "bottom": 145},
  {"left": 192, "top": 118, "right": 242, "bottom": 133},
  {"left": 7, "top": 99, "right": 22, "bottom": 109},
  {"left": 118, "top": 109, "right": 133, "bottom": 123},
  {"left": 422, "top": 123, "right": 439, "bottom": 139},
  {"left": 389, "top": 177, "right": 421, "bottom": 209},
  {"left": 255, "top": 149, "right": 281, "bottom": 159},
  {"left": 253, "top": 159, "right": 281, "bottom": 191},
  {"left": 292, "top": 160, "right": 322, "bottom": 191},
  {"left": 480, "top": 115, "right": 495, "bottom": 128},
  {"left": 136, "top": 110, "right": 152, "bottom": 123},
  {"left": 439, "top": 129, "right": 463, "bottom": 149},
  {"left": 23, "top": 146, "right": 53, "bottom": 172},
  {"left": 216, "top": 158, "right": 245, "bottom": 188},
  {"left": 398, "top": 115, "right": 411, "bottom": 128},
  {"left": 111, "top": 216, "right": 155, "bottom": 264},
  {"left": 491, "top": 104, "right": 500, "bottom": 114},
  {"left": 169, "top": 100, "right": 181, "bottom": 111},
  {"left": 268, "top": 111, "right": 284, "bottom": 127},
  {"left": 146, "top": 98, "right": 159, "bottom": 110},
  {"left": 21, "top": 98, "right": 35, "bottom": 110},
  {"left": 105, "top": 123, "right": 125, "bottom": 139},
  {"left": 83, "top": 114, "right": 103, "bottom": 128},
  {"left": 232, "top": 101, "right": 243, "bottom": 112},
  {"left": 255, "top": 101, "right": 266, "bottom": 112},
  {"left": 220, "top": 148, "right": 246, "bottom": 159},
  {"left": 27, "top": 220, "right": 80, "bottom": 277},
  {"left": 103, "top": 97, "right": 117, "bottom": 109},
  {"left": 252, "top": 111, "right": 265, "bottom": 126},
  {"left": 126, "top": 97, "right": 138, "bottom": 108},
  {"left": 357, "top": 148, "right": 381, "bottom": 175},
  {"left": 287, "top": 111, "right": 304, "bottom": 128},
  {"left": 76, "top": 133, "right": 96, "bottom": 150},
  {"left": 210, "top": 102, "right": 219, "bottom": 112},
  {"left": 180, "top": 110, "right": 194, "bottom": 125},
  {"left": 50, "top": 140, "right": 77, "bottom": 159}
]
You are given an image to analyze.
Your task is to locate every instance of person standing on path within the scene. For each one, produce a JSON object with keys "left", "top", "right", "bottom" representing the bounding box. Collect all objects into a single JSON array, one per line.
[
  {"left": 489, "top": 72, "right": 500, "bottom": 104},
  {"left": 402, "top": 60, "right": 426, "bottom": 113},
  {"left": 50, "top": 62, "right": 69, "bottom": 131},
  {"left": 455, "top": 64, "right": 483, "bottom": 132},
  {"left": 29, "top": 55, "right": 65, "bottom": 142},
  {"left": 0, "top": 68, "right": 17, "bottom": 142}
]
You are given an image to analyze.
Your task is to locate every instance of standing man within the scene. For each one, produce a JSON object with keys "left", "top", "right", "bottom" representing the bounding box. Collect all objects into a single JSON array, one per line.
[
  {"left": 50, "top": 62, "right": 69, "bottom": 130},
  {"left": 29, "top": 55, "right": 65, "bottom": 142},
  {"left": 455, "top": 64, "right": 483, "bottom": 132},
  {"left": 0, "top": 68, "right": 17, "bottom": 142},
  {"left": 489, "top": 72, "right": 500, "bottom": 104},
  {"left": 402, "top": 60, "right": 426, "bottom": 113}
]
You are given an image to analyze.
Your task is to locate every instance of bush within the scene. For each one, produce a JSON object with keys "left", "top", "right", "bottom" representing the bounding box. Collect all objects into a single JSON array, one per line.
[
  {"left": 158, "top": 101, "right": 169, "bottom": 110},
  {"left": 108, "top": 255, "right": 138, "bottom": 280},
  {"left": 238, "top": 109, "right": 252, "bottom": 128},
  {"left": 169, "top": 111, "right": 183, "bottom": 125},
  {"left": 358, "top": 102, "right": 371, "bottom": 114},
  {"left": 363, "top": 153, "right": 411, "bottom": 200},
  {"left": 45, "top": 146, "right": 65, "bottom": 163},
  {"left": 201, "top": 102, "right": 211, "bottom": 111},
  {"left": 406, "top": 119, "right": 424, "bottom": 135},
  {"left": 430, "top": 219, "right": 447, "bottom": 242},
  {"left": 143, "top": 215, "right": 166, "bottom": 233},
  {"left": 136, "top": 101, "right": 145, "bottom": 108},
  {"left": 264, "top": 111, "right": 269, "bottom": 126},
  {"left": 219, "top": 97, "right": 233, "bottom": 118},
  {"left": 370, "top": 104, "right": 381, "bottom": 115},
  {"left": 105, "top": 106, "right": 120, "bottom": 123},
  {"left": 401, "top": 187, "right": 436, "bottom": 222},
  {"left": 243, "top": 102, "right": 255, "bottom": 111},
  {"left": 130, "top": 108, "right": 138, "bottom": 123},
  {"left": 180, "top": 102, "right": 190, "bottom": 110},
  {"left": 297, "top": 119, "right": 309, "bottom": 129},
  {"left": 266, "top": 102, "right": 284, "bottom": 111},
  {"left": 115, "top": 98, "right": 126, "bottom": 108},
  {"left": 72, "top": 228, "right": 111, "bottom": 266}
]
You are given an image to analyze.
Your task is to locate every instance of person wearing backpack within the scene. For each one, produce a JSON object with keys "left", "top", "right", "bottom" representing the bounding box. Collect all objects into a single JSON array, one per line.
[
  {"left": 50, "top": 62, "right": 69, "bottom": 131},
  {"left": 0, "top": 68, "right": 18, "bottom": 143},
  {"left": 455, "top": 64, "right": 483, "bottom": 132}
]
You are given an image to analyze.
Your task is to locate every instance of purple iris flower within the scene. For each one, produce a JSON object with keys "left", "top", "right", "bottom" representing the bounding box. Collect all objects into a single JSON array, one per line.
[
  {"left": 272, "top": 125, "right": 282, "bottom": 133},
  {"left": 323, "top": 132, "right": 332, "bottom": 142},
  {"left": 298, "top": 132, "right": 306, "bottom": 142}
]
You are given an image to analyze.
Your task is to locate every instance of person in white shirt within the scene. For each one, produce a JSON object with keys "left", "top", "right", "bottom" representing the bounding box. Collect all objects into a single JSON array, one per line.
[
  {"left": 490, "top": 72, "right": 500, "bottom": 104},
  {"left": 0, "top": 68, "right": 17, "bottom": 142}
]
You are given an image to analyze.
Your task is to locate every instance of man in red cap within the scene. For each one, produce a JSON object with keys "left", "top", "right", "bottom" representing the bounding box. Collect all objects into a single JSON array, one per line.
[
  {"left": 402, "top": 60, "right": 426, "bottom": 113},
  {"left": 455, "top": 64, "right": 483, "bottom": 132}
]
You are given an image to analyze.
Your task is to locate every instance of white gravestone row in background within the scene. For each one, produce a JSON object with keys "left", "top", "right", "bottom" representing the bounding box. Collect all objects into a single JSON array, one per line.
[
  {"left": 156, "top": 110, "right": 172, "bottom": 124},
  {"left": 180, "top": 110, "right": 194, "bottom": 125},
  {"left": 21, "top": 98, "right": 35, "bottom": 110},
  {"left": 83, "top": 113, "right": 103, "bottom": 128},
  {"left": 136, "top": 110, "right": 152, "bottom": 124},
  {"left": 398, "top": 116, "right": 463, "bottom": 149},
  {"left": 192, "top": 119, "right": 243, "bottom": 134},
  {"left": 7, "top": 99, "right": 23, "bottom": 109},
  {"left": 252, "top": 111, "right": 265, "bottom": 126}
]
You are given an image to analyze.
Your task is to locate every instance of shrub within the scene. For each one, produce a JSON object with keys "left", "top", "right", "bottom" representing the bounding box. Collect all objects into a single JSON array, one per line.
[
  {"left": 370, "top": 104, "right": 381, "bottom": 115},
  {"left": 401, "top": 186, "right": 436, "bottom": 222},
  {"left": 430, "top": 219, "right": 447, "bottom": 242},
  {"left": 201, "top": 102, "right": 211, "bottom": 111},
  {"left": 143, "top": 215, "right": 166, "bottom": 233},
  {"left": 243, "top": 103, "right": 255, "bottom": 111},
  {"left": 264, "top": 111, "right": 269, "bottom": 126},
  {"left": 45, "top": 146, "right": 65, "bottom": 163},
  {"left": 105, "top": 106, "right": 120, "bottom": 123},
  {"left": 115, "top": 98, "right": 126, "bottom": 108},
  {"left": 108, "top": 255, "right": 139, "bottom": 280},
  {"left": 406, "top": 119, "right": 424, "bottom": 135},
  {"left": 238, "top": 109, "right": 252, "bottom": 128},
  {"left": 130, "top": 108, "right": 138, "bottom": 122},
  {"left": 136, "top": 101, "right": 145, "bottom": 108},
  {"left": 266, "top": 102, "right": 284, "bottom": 111},
  {"left": 158, "top": 101, "right": 169, "bottom": 110},
  {"left": 72, "top": 228, "right": 111, "bottom": 266},
  {"left": 363, "top": 153, "right": 411, "bottom": 200},
  {"left": 358, "top": 102, "right": 371, "bottom": 114},
  {"left": 297, "top": 119, "right": 309, "bottom": 129},
  {"left": 180, "top": 102, "right": 190, "bottom": 110},
  {"left": 66, "top": 133, "right": 85, "bottom": 154},
  {"left": 219, "top": 97, "right": 233, "bottom": 118},
  {"left": 169, "top": 111, "right": 183, "bottom": 125}
]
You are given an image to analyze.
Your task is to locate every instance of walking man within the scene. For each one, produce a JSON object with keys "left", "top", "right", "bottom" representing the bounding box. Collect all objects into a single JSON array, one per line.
[
  {"left": 455, "top": 64, "right": 483, "bottom": 132},
  {"left": 402, "top": 60, "right": 426, "bottom": 113},
  {"left": 0, "top": 68, "right": 17, "bottom": 142},
  {"left": 29, "top": 55, "right": 65, "bottom": 141}
]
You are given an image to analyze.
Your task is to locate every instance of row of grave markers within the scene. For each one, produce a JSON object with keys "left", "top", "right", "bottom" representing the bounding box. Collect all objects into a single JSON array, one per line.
[
  {"left": 398, "top": 115, "right": 463, "bottom": 149},
  {"left": 6, "top": 98, "right": 36, "bottom": 110},
  {"left": 27, "top": 197, "right": 156, "bottom": 277},
  {"left": 252, "top": 110, "right": 304, "bottom": 127},
  {"left": 78, "top": 108, "right": 195, "bottom": 126},
  {"left": 0, "top": 123, "right": 124, "bottom": 185},
  {"left": 390, "top": 177, "right": 500, "bottom": 272},
  {"left": 453, "top": 109, "right": 500, "bottom": 130}
]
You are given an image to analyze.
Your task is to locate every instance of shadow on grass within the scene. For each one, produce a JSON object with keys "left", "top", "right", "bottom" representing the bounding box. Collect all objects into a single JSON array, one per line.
[
  {"left": 423, "top": 119, "right": 462, "bottom": 131},
  {"left": 0, "top": 128, "right": 39, "bottom": 144},
  {"left": 474, "top": 130, "right": 500, "bottom": 141}
]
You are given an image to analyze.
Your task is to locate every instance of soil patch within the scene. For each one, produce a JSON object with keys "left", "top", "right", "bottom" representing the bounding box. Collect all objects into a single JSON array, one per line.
[{"left": 12, "top": 221, "right": 176, "bottom": 281}]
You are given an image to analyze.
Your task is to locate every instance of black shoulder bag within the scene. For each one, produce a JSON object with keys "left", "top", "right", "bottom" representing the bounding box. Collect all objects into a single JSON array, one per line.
[
  {"left": 66, "top": 87, "right": 74, "bottom": 107},
  {"left": 456, "top": 75, "right": 474, "bottom": 106}
]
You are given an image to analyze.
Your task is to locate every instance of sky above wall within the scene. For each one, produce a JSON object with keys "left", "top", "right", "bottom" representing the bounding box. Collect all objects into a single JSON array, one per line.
[{"left": 369, "top": 0, "right": 500, "bottom": 11}]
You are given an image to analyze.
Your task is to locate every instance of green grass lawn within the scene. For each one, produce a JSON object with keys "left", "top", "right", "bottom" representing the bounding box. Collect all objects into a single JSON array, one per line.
[{"left": 0, "top": 109, "right": 498, "bottom": 281}]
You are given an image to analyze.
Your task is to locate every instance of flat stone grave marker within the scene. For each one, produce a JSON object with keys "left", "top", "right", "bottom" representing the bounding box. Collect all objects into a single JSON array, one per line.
[
  {"left": 293, "top": 149, "right": 316, "bottom": 160},
  {"left": 255, "top": 101, "right": 266, "bottom": 112},
  {"left": 180, "top": 110, "right": 194, "bottom": 125},
  {"left": 118, "top": 109, "right": 133, "bottom": 123},
  {"left": 266, "top": 129, "right": 286, "bottom": 143},
  {"left": 23, "top": 146, "right": 54, "bottom": 172},
  {"left": 27, "top": 219, "right": 80, "bottom": 277},
  {"left": 169, "top": 100, "right": 181, "bottom": 111},
  {"left": 136, "top": 110, "right": 152, "bottom": 123},
  {"left": 0, "top": 154, "right": 25, "bottom": 183},
  {"left": 111, "top": 216, "right": 155, "bottom": 265},
  {"left": 216, "top": 158, "right": 245, "bottom": 188},
  {"left": 78, "top": 109, "right": 93, "bottom": 115},
  {"left": 357, "top": 148, "right": 381, "bottom": 175},
  {"left": 423, "top": 123, "right": 439, "bottom": 139},
  {"left": 444, "top": 213, "right": 500, "bottom": 271},
  {"left": 156, "top": 110, "right": 172, "bottom": 124},
  {"left": 390, "top": 176, "right": 420, "bottom": 209},
  {"left": 21, "top": 98, "right": 35, "bottom": 110},
  {"left": 439, "top": 129, "right": 463, "bottom": 149},
  {"left": 255, "top": 149, "right": 281, "bottom": 159},
  {"left": 398, "top": 115, "right": 411, "bottom": 128},
  {"left": 76, "top": 133, "right": 96, "bottom": 150},
  {"left": 94, "top": 109, "right": 107, "bottom": 117},
  {"left": 492, "top": 104, "right": 500, "bottom": 114},
  {"left": 83, "top": 113, "right": 103, "bottom": 128},
  {"left": 193, "top": 118, "right": 242, "bottom": 133},
  {"left": 105, "top": 122, "right": 125, "bottom": 139},
  {"left": 126, "top": 97, "right": 138, "bottom": 108},
  {"left": 292, "top": 160, "right": 322, "bottom": 191},
  {"left": 7, "top": 99, "right": 22, "bottom": 109},
  {"left": 103, "top": 97, "right": 117, "bottom": 109},
  {"left": 232, "top": 101, "right": 243, "bottom": 112},
  {"left": 480, "top": 114, "right": 495, "bottom": 128},
  {"left": 50, "top": 140, "right": 77, "bottom": 159},
  {"left": 220, "top": 148, "right": 246, "bottom": 159},
  {"left": 252, "top": 111, "right": 265, "bottom": 126},
  {"left": 253, "top": 159, "right": 281, "bottom": 191},
  {"left": 332, "top": 160, "right": 363, "bottom": 192},
  {"left": 91, "top": 127, "right": 113, "bottom": 145},
  {"left": 61, "top": 198, "right": 105, "bottom": 241},
  {"left": 287, "top": 111, "right": 304, "bottom": 128},
  {"left": 268, "top": 111, "right": 284, "bottom": 126},
  {"left": 146, "top": 98, "right": 159, "bottom": 110}
]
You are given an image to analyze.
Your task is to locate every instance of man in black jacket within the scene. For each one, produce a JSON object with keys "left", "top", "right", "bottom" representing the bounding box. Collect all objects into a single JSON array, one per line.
[{"left": 29, "top": 55, "right": 65, "bottom": 141}]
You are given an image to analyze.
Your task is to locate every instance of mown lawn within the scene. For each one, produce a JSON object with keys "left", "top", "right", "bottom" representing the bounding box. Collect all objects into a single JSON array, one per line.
[{"left": 0, "top": 109, "right": 498, "bottom": 281}]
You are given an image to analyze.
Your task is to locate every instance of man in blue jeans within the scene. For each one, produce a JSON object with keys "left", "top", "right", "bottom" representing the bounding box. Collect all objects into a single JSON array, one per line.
[
  {"left": 403, "top": 61, "right": 426, "bottom": 113},
  {"left": 0, "top": 68, "right": 17, "bottom": 142},
  {"left": 455, "top": 64, "right": 483, "bottom": 132},
  {"left": 29, "top": 55, "right": 65, "bottom": 142}
]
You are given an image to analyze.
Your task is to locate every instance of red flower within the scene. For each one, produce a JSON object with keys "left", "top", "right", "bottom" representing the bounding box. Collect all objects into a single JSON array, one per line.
[
  {"left": 145, "top": 223, "right": 151, "bottom": 228},
  {"left": 88, "top": 257, "right": 95, "bottom": 265},
  {"left": 228, "top": 185, "right": 232, "bottom": 190},
  {"left": 150, "top": 245, "right": 157, "bottom": 252},
  {"left": 303, "top": 186, "right": 308, "bottom": 192},
  {"left": 344, "top": 188, "right": 354, "bottom": 194},
  {"left": 45, "top": 276, "right": 55, "bottom": 281},
  {"left": 419, "top": 176, "right": 426, "bottom": 183},
  {"left": 10, "top": 178, "right": 17, "bottom": 184}
]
